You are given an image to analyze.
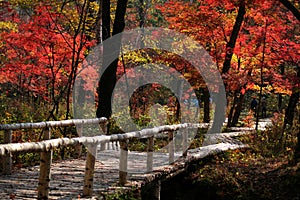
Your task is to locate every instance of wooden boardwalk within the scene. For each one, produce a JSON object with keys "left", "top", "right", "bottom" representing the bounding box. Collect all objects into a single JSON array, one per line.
[
  {"left": 0, "top": 141, "right": 247, "bottom": 199},
  {"left": 0, "top": 119, "right": 271, "bottom": 199}
]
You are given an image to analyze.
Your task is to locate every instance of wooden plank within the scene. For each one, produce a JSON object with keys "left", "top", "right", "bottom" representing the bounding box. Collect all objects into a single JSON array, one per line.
[
  {"left": 0, "top": 142, "right": 248, "bottom": 199},
  {"left": 38, "top": 127, "right": 52, "bottom": 199}
]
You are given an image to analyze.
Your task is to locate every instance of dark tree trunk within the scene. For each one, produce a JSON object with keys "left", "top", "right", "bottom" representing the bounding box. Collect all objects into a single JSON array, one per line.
[
  {"left": 254, "top": 18, "right": 268, "bottom": 130},
  {"left": 213, "top": 0, "right": 246, "bottom": 132},
  {"left": 101, "top": 0, "right": 111, "bottom": 41},
  {"left": 231, "top": 93, "right": 245, "bottom": 126},
  {"left": 295, "top": 136, "right": 300, "bottom": 162},
  {"left": 221, "top": 0, "right": 246, "bottom": 74},
  {"left": 289, "top": 81, "right": 300, "bottom": 163},
  {"left": 95, "top": 1, "right": 102, "bottom": 44},
  {"left": 283, "top": 66, "right": 299, "bottom": 162},
  {"left": 279, "top": 0, "right": 300, "bottom": 21},
  {"left": 96, "top": 0, "right": 128, "bottom": 120},
  {"left": 278, "top": 0, "right": 300, "bottom": 164},
  {"left": 227, "top": 58, "right": 249, "bottom": 128},
  {"left": 278, "top": 94, "right": 283, "bottom": 112},
  {"left": 284, "top": 66, "right": 299, "bottom": 126},
  {"left": 227, "top": 92, "right": 238, "bottom": 127},
  {"left": 138, "top": 0, "right": 145, "bottom": 28},
  {"left": 203, "top": 88, "right": 210, "bottom": 123},
  {"left": 278, "top": 65, "right": 284, "bottom": 112},
  {"left": 112, "top": 0, "right": 128, "bottom": 36}
]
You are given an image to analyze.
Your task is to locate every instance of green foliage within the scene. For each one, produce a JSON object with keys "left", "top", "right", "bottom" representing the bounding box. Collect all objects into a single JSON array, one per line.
[
  {"left": 0, "top": 92, "right": 82, "bottom": 166},
  {"left": 246, "top": 112, "right": 299, "bottom": 159},
  {"left": 188, "top": 128, "right": 206, "bottom": 149},
  {"left": 100, "top": 187, "right": 139, "bottom": 200}
]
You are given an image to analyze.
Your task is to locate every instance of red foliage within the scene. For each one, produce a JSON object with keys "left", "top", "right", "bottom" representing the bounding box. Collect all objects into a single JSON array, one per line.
[
  {"left": 158, "top": 0, "right": 299, "bottom": 95},
  {"left": 0, "top": 4, "right": 95, "bottom": 101}
]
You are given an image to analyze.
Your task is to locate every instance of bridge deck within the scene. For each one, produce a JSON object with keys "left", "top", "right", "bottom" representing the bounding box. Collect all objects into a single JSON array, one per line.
[
  {"left": 0, "top": 142, "right": 247, "bottom": 199},
  {"left": 0, "top": 119, "right": 271, "bottom": 199}
]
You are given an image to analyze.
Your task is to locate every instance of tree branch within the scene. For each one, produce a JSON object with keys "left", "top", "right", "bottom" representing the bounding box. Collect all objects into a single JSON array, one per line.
[{"left": 279, "top": 0, "right": 300, "bottom": 22}]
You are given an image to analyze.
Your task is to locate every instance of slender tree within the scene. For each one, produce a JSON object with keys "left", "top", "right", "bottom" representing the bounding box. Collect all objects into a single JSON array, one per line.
[{"left": 221, "top": 0, "right": 246, "bottom": 74}]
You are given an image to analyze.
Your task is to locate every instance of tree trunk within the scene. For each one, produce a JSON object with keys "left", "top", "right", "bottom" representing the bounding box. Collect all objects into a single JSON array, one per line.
[
  {"left": 231, "top": 93, "right": 245, "bottom": 126},
  {"left": 203, "top": 88, "right": 210, "bottom": 123},
  {"left": 227, "top": 92, "right": 238, "bottom": 127},
  {"left": 96, "top": 0, "right": 128, "bottom": 121},
  {"left": 290, "top": 82, "right": 299, "bottom": 163},
  {"left": 283, "top": 66, "right": 299, "bottom": 126},
  {"left": 295, "top": 139, "right": 300, "bottom": 162},
  {"left": 214, "top": 0, "right": 245, "bottom": 132},
  {"left": 278, "top": 0, "right": 300, "bottom": 164},
  {"left": 138, "top": 0, "right": 145, "bottom": 28},
  {"left": 278, "top": 64, "right": 285, "bottom": 112},
  {"left": 95, "top": 3, "right": 102, "bottom": 44},
  {"left": 221, "top": 0, "right": 246, "bottom": 74},
  {"left": 278, "top": 94, "right": 283, "bottom": 112},
  {"left": 101, "top": 0, "right": 111, "bottom": 41},
  {"left": 255, "top": 20, "right": 268, "bottom": 130},
  {"left": 279, "top": 0, "right": 300, "bottom": 21}
]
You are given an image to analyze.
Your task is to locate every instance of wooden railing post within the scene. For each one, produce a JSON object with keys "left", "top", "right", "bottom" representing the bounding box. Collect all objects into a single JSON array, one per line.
[
  {"left": 83, "top": 144, "right": 97, "bottom": 196},
  {"left": 168, "top": 131, "right": 174, "bottom": 164},
  {"left": 2, "top": 129, "right": 12, "bottom": 175},
  {"left": 38, "top": 127, "right": 52, "bottom": 199},
  {"left": 147, "top": 136, "right": 154, "bottom": 172},
  {"left": 99, "top": 121, "right": 107, "bottom": 151},
  {"left": 74, "top": 124, "right": 83, "bottom": 158},
  {"left": 119, "top": 140, "right": 128, "bottom": 186}
]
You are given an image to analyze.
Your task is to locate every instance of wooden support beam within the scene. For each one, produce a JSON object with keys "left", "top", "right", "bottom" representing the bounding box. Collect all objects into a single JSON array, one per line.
[
  {"left": 119, "top": 140, "right": 128, "bottom": 186},
  {"left": 38, "top": 127, "right": 52, "bottom": 199},
  {"left": 99, "top": 121, "right": 107, "bottom": 151},
  {"left": 2, "top": 129, "right": 12, "bottom": 175},
  {"left": 83, "top": 144, "right": 97, "bottom": 196},
  {"left": 147, "top": 136, "right": 154, "bottom": 172},
  {"left": 168, "top": 131, "right": 174, "bottom": 164}
]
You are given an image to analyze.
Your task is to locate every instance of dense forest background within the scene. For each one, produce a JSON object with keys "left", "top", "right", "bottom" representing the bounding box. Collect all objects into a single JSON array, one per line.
[{"left": 0, "top": 1, "right": 299, "bottom": 193}]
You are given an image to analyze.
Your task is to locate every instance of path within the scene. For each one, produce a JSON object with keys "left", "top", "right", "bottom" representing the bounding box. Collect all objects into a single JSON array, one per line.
[
  {"left": 0, "top": 143, "right": 246, "bottom": 199},
  {"left": 0, "top": 119, "right": 272, "bottom": 199}
]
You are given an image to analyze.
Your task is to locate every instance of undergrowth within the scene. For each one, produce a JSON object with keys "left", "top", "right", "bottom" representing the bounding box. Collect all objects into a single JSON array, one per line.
[{"left": 161, "top": 113, "right": 300, "bottom": 200}]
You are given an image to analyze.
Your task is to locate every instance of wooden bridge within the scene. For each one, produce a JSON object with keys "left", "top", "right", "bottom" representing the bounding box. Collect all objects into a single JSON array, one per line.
[{"left": 0, "top": 118, "right": 261, "bottom": 199}]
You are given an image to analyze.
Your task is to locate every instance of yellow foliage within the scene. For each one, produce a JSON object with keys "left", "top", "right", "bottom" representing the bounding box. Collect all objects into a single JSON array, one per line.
[{"left": 0, "top": 21, "right": 18, "bottom": 31}]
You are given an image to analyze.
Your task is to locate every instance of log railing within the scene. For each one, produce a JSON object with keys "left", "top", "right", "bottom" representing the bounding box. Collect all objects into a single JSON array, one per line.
[{"left": 0, "top": 118, "right": 204, "bottom": 199}]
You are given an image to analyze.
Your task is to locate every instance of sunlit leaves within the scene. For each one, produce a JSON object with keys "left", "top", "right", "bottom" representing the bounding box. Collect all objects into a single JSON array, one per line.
[
  {"left": 0, "top": 3, "right": 94, "bottom": 102},
  {"left": 159, "top": 0, "right": 299, "bottom": 96}
]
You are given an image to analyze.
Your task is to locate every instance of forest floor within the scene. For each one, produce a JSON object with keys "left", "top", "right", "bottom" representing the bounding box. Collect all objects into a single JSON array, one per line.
[
  {"left": 161, "top": 149, "right": 300, "bottom": 200},
  {"left": 161, "top": 125, "right": 300, "bottom": 200}
]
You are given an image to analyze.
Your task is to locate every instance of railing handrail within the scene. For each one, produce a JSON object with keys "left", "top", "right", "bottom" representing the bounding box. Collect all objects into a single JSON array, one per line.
[
  {"left": 0, "top": 123, "right": 202, "bottom": 156},
  {"left": 0, "top": 117, "right": 107, "bottom": 130},
  {"left": 0, "top": 118, "right": 213, "bottom": 198}
]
